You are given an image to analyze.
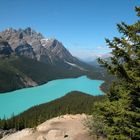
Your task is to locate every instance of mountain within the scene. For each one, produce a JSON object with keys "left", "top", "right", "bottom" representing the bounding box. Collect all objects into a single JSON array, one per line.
[
  {"left": 0, "top": 28, "right": 89, "bottom": 70},
  {"left": 0, "top": 27, "right": 43, "bottom": 51},
  {"left": 0, "top": 28, "right": 96, "bottom": 93}
]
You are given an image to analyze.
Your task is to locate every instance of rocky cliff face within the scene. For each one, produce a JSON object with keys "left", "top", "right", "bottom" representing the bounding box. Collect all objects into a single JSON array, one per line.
[
  {"left": 15, "top": 41, "right": 35, "bottom": 59},
  {"left": 0, "top": 38, "right": 13, "bottom": 57},
  {"left": 0, "top": 28, "right": 85, "bottom": 68},
  {"left": 0, "top": 28, "right": 43, "bottom": 50},
  {"left": 39, "top": 38, "right": 77, "bottom": 65}
]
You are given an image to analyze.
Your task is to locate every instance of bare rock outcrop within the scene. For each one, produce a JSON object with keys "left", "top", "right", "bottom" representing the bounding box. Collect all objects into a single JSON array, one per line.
[
  {"left": 1, "top": 114, "right": 100, "bottom": 140},
  {"left": 0, "top": 38, "right": 13, "bottom": 57}
]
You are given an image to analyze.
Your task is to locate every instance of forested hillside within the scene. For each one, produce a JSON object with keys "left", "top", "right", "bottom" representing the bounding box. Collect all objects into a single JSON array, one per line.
[
  {"left": 0, "top": 55, "right": 114, "bottom": 93},
  {"left": 0, "top": 56, "right": 88, "bottom": 93},
  {"left": 0, "top": 91, "right": 104, "bottom": 130}
]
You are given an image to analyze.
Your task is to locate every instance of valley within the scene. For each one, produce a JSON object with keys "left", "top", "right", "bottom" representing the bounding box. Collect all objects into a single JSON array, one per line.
[
  {"left": 0, "top": 1, "right": 139, "bottom": 140},
  {"left": 0, "top": 27, "right": 112, "bottom": 139},
  {"left": 0, "top": 28, "right": 110, "bottom": 93}
]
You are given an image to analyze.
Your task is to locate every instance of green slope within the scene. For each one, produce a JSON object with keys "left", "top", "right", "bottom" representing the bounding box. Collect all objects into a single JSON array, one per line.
[
  {"left": 0, "top": 56, "right": 87, "bottom": 93},
  {"left": 0, "top": 56, "right": 25, "bottom": 92},
  {"left": 10, "top": 56, "right": 87, "bottom": 84}
]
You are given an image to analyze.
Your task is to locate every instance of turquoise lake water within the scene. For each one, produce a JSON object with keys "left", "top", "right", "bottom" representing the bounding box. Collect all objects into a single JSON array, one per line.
[{"left": 0, "top": 76, "right": 104, "bottom": 118}]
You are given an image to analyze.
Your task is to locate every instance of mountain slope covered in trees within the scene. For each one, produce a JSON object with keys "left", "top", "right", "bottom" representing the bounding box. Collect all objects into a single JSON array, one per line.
[
  {"left": 0, "top": 56, "right": 90, "bottom": 93},
  {"left": 0, "top": 91, "right": 104, "bottom": 130}
]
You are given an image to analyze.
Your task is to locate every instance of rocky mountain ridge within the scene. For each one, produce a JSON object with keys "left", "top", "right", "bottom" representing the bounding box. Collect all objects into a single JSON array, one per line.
[{"left": 0, "top": 28, "right": 83, "bottom": 68}]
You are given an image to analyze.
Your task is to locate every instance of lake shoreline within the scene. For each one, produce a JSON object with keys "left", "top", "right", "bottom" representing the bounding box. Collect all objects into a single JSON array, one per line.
[
  {"left": 0, "top": 76, "right": 104, "bottom": 119},
  {"left": 0, "top": 74, "right": 106, "bottom": 94}
]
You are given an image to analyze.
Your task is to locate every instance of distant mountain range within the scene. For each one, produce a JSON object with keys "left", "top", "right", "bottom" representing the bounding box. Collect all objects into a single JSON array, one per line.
[{"left": 0, "top": 27, "right": 101, "bottom": 93}]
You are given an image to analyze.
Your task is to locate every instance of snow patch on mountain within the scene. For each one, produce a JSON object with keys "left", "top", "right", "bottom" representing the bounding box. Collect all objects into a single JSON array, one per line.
[{"left": 64, "top": 60, "right": 87, "bottom": 71}]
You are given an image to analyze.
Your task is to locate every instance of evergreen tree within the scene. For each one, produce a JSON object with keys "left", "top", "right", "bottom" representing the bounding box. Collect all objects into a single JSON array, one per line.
[{"left": 89, "top": 7, "right": 140, "bottom": 140}]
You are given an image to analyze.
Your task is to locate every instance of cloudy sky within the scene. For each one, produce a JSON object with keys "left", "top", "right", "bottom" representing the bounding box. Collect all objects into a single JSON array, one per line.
[{"left": 0, "top": 0, "right": 139, "bottom": 60}]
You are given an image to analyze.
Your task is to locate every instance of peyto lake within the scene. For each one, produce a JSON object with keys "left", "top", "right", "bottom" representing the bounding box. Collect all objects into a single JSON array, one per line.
[{"left": 0, "top": 76, "right": 104, "bottom": 118}]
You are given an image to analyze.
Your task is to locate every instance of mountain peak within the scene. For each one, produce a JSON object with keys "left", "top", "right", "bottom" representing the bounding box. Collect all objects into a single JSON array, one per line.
[
  {"left": 0, "top": 27, "right": 88, "bottom": 69},
  {"left": 40, "top": 38, "right": 61, "bottom": 47},
  {"left": 0, "top": 27, "right": 44, "bottom": 49},
  {"left": 1, "top": 27, "right": 44, "bottom": 39}
]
